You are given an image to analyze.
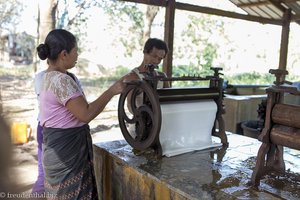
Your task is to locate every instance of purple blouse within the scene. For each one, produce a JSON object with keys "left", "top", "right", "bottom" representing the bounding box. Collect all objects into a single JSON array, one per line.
[{"left": 40, "top": 71, "right": 86, "bottom": 128}]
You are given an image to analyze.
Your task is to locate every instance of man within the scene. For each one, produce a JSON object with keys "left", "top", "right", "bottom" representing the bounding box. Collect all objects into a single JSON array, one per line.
[
  {"left": 126, "top": 38, "right": 169, "bottom": 87},
  {"left": 125, "top": 38, "right": 169, "bottom": 138},
  {"left": 125, "top": 38, "right": 169, "bottom": 109}
]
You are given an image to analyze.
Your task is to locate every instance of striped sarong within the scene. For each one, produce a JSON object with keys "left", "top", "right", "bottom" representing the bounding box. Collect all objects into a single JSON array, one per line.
[{"left": 42, "top": 124, "right": 98, "bottom": 200}]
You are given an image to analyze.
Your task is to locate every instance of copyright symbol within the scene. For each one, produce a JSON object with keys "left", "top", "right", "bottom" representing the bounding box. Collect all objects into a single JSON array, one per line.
[{"left": 0, "top": 192, "right": 6, "bottom": 198}]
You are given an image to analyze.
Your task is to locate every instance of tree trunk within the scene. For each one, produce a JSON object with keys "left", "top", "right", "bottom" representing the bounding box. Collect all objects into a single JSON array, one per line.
[
  {"left": 38, "top": 0, "right": 57, "bottom": 44},
  {"left": 36, "top": 0, "right": 58, "bottom": 72},
  {"left": 143, "top": 5, "right": 159, "bottom": 40}
]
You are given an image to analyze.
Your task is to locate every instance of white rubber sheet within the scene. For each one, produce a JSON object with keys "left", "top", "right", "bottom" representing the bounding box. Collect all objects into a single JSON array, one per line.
[{"left": 159, "top": 100, "right": 222, "bottom": 157}]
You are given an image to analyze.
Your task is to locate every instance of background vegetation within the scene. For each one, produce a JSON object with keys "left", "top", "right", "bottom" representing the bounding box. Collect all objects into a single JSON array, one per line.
[{"left": 1, "top": 0, "right": 300, "bottom": 87}]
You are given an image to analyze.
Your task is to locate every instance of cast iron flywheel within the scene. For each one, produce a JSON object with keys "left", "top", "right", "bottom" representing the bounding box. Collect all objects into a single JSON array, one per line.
[{"left": 118, "top": 80, "right": 161, "bottom": 150}]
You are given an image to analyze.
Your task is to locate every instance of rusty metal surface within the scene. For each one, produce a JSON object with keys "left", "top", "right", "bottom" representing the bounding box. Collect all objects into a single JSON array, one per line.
[
  {"left": 252, "top": 70, "right": 300, "bottom": 186},
  {"left": 157, "top": 87, "right": 220, "bottom": 102},
  {"left": 93, "top": 133, "right": 300, "bottom": 200},
  {"left": 118, "top": 81, "right": 161, "bottom": 152}
]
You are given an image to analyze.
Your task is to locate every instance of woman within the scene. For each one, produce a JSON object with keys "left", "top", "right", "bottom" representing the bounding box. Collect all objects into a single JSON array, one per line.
[
  {"left": 37, "top": 29, "right": 125, "bottom": 199},
  {"left": 32, "top": 69, "right": 46, "bottom": 195}
]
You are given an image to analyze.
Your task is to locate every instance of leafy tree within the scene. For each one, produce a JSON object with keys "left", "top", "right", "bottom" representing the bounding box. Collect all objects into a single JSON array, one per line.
[
  {"left": 97, "top": 1, "right": 159, "bottom": 57},
  {"left": 12, "top": 32, "right": 35, "bottom": 63},
  {"left": 176, "top": 14, "right": 230, "bottom": 76},
  {"left": 143, "top": 5, "right": 160, "bottom": 39},
  {"left": 57, "top": 0, "right": 99, "bottom": 28},
  {"left": 37, "top": 0, "right": 158, "bottom": 63},
  {"left": 0, "top": 0, "right": 23, "bottom": 61},
  {"left": 56, "top": 0, "right": 103, "bottom": 52},
  {"left": 98, "top": 1, "right": 144, "bottom": 57},
  {"left": 36, "top": 0, "right": 96, "bottom": 70},
  {"left": 0, "top": 0, "right": 23, "bottom": 34}
]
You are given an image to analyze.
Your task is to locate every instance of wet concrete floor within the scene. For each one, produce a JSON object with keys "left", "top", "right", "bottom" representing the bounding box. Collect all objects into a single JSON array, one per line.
[{"left": 93, "top": 133, "right": 300, "bottom": 200}]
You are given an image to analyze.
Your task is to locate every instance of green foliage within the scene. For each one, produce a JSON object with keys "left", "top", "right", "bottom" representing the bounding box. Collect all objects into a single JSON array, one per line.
[
  {"left": 2, "top": 64, "right": 300, "bottom": 91},
  {"left": 171, "top": 65, "right": 300, "bottom": 87},
  {"left": 287, "top": 74, "right": 300, "bottom": 82},
  {"left": 172, "top": 80, "right": 210, "bottom": 88},
  {"left": 177, "top": 14, "right": 228, "bottom": 76},
  {"left": 113, "top": 65, "right": 130, "bottom": 78},
  {"left": 224, "top": 72, "right": 273, "bottom": 85},
  {"left": 201, "top": 44, "right": 217, "bottom": 75},
  {"left": 225, "top": 72, "right": 300, "bottom": 85},
  {"left": 172, "top": 65, "right": 214, "bottom": 87},
  {"left": 172, "top": 64, "right": 216, "bottom": 77},
  {"left": 172, "top": 65, "right": 199, "bottom": 77},
  {"left": 100, "top": 1, "right": 143, "bottom": 28},
  {"left": 99, "top": 1, "right": 144, "bottom": 57},
  {"left": 0, "top": 0, "right": 23, "bottom": 32}
]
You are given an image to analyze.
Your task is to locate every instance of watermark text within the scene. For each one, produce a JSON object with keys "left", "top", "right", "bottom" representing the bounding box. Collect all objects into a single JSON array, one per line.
[{"left": 0, "top": 192, "right": 57, "bottom": 199}]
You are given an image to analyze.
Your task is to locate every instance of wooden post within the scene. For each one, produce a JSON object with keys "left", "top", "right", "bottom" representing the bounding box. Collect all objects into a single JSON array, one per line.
[
  {"left": 163, "top": 0, "right": 175, "bottom": 83},
  {"left": 278, "top": 9, "right": 291, "bottom": 71}
]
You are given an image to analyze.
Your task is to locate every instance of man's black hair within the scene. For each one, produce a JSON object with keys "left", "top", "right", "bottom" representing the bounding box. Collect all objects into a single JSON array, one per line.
[{"left": 143, "top": 38, "right": 168, "bottom": 55}]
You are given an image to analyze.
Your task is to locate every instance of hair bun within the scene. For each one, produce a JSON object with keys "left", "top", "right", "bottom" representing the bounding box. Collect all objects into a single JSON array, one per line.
[{"left": 36, "top": 43, "right": 49, "bottom": 60}]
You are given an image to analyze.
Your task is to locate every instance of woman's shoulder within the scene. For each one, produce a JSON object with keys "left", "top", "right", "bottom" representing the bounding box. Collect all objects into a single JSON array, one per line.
[
  {"left": 43, "top": 71, "right": 75, "bottom": 87},
  {"left": 45, "top": 71, "right": 70, "bottom": 79}
]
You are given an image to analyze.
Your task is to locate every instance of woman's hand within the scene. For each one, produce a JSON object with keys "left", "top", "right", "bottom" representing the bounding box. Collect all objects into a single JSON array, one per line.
[{"left": 108, "top": 79, "right": 126, "bottom": 95}]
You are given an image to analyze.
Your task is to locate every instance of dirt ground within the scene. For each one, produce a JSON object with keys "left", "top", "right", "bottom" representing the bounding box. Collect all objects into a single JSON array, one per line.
[{"left": 0, "top": 73, "right": 124, "bottom": 195}]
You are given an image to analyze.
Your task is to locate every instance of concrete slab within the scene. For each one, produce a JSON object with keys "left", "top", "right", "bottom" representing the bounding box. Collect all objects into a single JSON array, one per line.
[{"left": 93, "top": 132, "right": 300, "bottom": 200}]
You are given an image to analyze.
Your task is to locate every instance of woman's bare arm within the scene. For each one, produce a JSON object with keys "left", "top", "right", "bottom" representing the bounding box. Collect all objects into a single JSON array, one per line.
[{"left": 66, "top": 78, "right": 125, "bottom": 123}]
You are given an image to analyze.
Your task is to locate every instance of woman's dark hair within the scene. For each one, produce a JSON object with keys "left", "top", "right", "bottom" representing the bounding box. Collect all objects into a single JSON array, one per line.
[
  {"left": 143, "top": 38, "right": 168, "bottom": 55},
  {"left": 36, "top": 29, "right": 77, "bottom": 61}
]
